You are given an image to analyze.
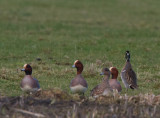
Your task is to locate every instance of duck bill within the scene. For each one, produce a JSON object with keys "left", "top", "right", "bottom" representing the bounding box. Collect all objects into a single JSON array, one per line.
[
  {"left": 100, "top": 72, "right": 104, "bottom": 75},
  {"left": 72, "top": 65, "right": 76, "bottom": 68},
  {"left": 21, "top": 69, "right": 25, "bottom": 71}
]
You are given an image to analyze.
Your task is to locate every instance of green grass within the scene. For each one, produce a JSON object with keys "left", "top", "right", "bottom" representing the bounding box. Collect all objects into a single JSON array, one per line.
[{"left": 0, "top": 0, "right": 160, "bottom": 96}]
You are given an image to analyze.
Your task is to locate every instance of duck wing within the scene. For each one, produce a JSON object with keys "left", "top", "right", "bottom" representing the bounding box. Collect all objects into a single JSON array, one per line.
[
  {"left": 125, "top": 69, "right": 138, "bottom": 89},
  {"left": 33, "top": 78, "right": 40, "bottom": 89},
  {"left": 90, "top": 85, "right": 102, "bottom": 96}
]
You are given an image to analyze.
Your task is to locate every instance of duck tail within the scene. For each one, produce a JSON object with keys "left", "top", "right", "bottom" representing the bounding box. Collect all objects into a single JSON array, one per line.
[{"left": 129, "top": 84, "right": 138, "bottom": 90}]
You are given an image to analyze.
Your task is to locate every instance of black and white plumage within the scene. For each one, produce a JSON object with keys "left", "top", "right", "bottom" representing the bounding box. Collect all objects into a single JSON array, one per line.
[{"left": 121, "top": 51, "right": 138, "bottom": 90}]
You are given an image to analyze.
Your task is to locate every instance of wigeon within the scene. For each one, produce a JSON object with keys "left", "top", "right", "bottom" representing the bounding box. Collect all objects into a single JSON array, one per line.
[
  {"left": 109, "top": 67, "right": 122, "bottom": 93},
  {"left": 20, "top": 64, "right": 40, "bottom": 93},
  {"left": 70, "top": 60, "right": 88, "bottom": 95},
  {"left": 90, "top": 68, "right": 112, "bottom": 98}
]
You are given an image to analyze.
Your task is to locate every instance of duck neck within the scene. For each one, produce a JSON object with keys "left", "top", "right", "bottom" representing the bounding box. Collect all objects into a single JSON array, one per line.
[
  {"left": 76, "top": 66, "right": 83, "bottom": 75},
  {"left": 101, "top": 75, "right": 110, "bottom": 87},
  {"left": 111, "top": 74, "right": 118, "bottom": 79},
  {"left": 126, "top": 58, "right": 130, "bottom": 62},
  {"left": 103, "top": 75, "right": 110, "bottom": 82},
  {"left": 125, "top": 61, "right": 132, "bottom": 68},
  {"left": 25, "top": 71, "right": 32, "bottom": 75}
]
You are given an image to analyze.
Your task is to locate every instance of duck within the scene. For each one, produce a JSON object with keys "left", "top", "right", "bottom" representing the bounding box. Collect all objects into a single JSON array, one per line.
[
  {"left": 109, "top": 67, "right": 122, "bottom": 93},
  {"left": 20, "top": 64, "right": 40, "bottom": 93},
  {"left": 121, "top": 51, "right": 138, "bottom": 90},
  {"left": 70, "top": 60, "right": 88, "bottom": 95},
  {"left": 90, "top": 68, "right": 112, "bottom": 98}
]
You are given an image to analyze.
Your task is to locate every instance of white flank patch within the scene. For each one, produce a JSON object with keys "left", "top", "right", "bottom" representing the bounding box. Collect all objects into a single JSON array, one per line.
[
  {"left": 21, "top": 85, "right": 38, "bottom": 92},
  {"left": 121, "top": 75, "right": 129, "bottom": 88},
  {"left": 102, "top": 89, "right": 112, "bottom": 96},
  {"left": 122, "top": 70, "right": 126, "bottom": 72},
  {"left": 70, "top": 84, "right": 87, "bottom": 93}
]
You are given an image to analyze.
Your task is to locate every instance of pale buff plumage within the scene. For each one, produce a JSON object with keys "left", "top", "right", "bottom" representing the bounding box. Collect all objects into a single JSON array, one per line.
[{"left": 91, "top": 68, "right": 113, "bottom": 98}]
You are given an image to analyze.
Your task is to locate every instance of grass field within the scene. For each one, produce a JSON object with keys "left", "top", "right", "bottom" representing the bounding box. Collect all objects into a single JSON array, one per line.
[{"left": 0, "top": 0, "right": 160, "bottom": 97}]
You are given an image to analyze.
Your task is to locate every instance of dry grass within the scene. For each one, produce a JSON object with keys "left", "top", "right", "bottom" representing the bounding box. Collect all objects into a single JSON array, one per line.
[{"left": 1, "top": 91, "right": 160, "bottom": 118}]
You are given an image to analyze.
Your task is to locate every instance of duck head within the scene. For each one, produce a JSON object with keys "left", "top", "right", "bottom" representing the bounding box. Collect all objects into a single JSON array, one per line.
[
  {"left": 72, "top": 60, "right": 83, "bottom": 74},
  {"left": 100, "top": 68, "right": 110, "bottom": 77},
  {"left": 125, "top": 51, "right": 130, "bottom": 62},
  {"left": 21, "top": 64, "right": 32, "bottom": 75},
  {"left": 109, "top": 67, "right": 118, "bottom": 79}
]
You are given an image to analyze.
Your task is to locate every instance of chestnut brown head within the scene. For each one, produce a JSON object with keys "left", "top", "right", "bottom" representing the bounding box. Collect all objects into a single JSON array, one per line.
[
  {"left": 109, "top": 67, "right": 118, "bottom": 79},
  {"left": 72, "top": 60, "right": 83, "bottom": 74},
  {"left": 21, "top": 64, "right": 32, "bottom": 75}
]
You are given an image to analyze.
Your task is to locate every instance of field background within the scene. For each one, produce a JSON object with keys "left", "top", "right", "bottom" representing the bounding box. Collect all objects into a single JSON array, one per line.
[{"left": 0, "top": 0, "right": 160, "bottom": 96}]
